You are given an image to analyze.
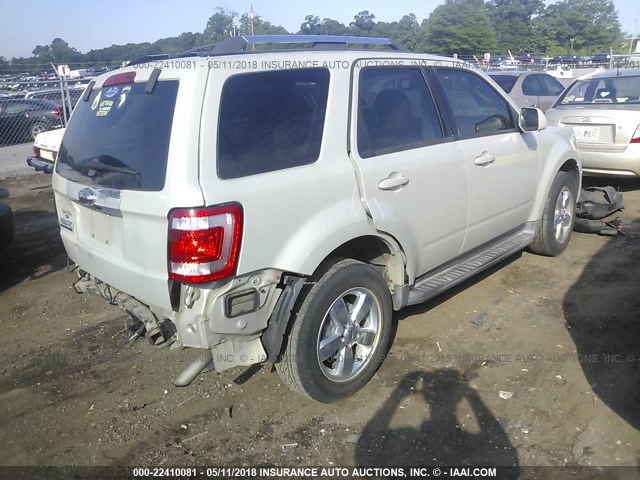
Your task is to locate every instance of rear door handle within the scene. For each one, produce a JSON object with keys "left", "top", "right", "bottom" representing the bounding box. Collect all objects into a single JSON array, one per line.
[
  {"left": 474, "top": 152, "right": 495, "bottom": 167},
  {"left": 378, "top": 172, "right": 409, "bottom": 191}
]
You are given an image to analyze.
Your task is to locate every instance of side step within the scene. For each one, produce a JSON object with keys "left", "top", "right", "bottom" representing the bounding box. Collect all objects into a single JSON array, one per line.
[{"left": 407, "top": 226, "right": 535, "bottom": 306}]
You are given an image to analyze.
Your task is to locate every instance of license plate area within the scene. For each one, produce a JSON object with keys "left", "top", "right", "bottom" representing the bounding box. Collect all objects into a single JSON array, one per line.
[{"left": 574, "top": 126, "right": 600, "bottom": 142}]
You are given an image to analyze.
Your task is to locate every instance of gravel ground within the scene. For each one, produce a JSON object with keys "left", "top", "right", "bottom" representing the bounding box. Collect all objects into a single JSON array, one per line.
[{"left": 0, "top": 171, "right": 638, "bottom": 477}]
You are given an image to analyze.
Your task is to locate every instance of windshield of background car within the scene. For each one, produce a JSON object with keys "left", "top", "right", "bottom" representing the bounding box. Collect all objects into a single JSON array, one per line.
[
  {"left": 556, "top": 75, "right": 640, "bottom": 105},
  {"left": 489, "top": 75, "right": 518, "bottom": 93},
  {"left": 55, "top": 80, "right": 178, "bottom": 191}
]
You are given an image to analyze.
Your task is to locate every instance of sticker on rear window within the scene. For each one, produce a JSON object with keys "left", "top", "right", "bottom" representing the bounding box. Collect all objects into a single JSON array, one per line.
[
  {"left": 117, "top": 85, "right": 131, "bottom": 109},
  {"left": 91, "top": 90, "right": 102, "bottom": 110},
  {"left": 104, "top": 87, "right": 120, "bottom": 98},
  {"left": 96, "top": 100, "right": 113, "bottom": 117}
]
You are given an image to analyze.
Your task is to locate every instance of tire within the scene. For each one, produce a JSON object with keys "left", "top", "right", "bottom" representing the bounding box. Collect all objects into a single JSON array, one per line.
[
  {"left": 275, "top": 259, "right": 393, "bottom": 402},
  {"left": 529, "top": 171, "right": 578, "bottom": 256},
  {"left": 29, "top": 122, "right": 47, "bottom": 141}
]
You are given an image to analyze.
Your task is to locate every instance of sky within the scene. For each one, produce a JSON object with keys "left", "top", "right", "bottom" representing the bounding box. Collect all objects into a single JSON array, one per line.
[{"left": 0, "top": 0, "right": 638, "bottom": 58}]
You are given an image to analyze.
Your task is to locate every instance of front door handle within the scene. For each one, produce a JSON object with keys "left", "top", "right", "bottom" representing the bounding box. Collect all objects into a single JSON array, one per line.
[
  {"left": 474, "top": 152, "right": 495, "bottom": 167},
  {"left": 378, "top": 172, "right": 409, "bottom": 191}
]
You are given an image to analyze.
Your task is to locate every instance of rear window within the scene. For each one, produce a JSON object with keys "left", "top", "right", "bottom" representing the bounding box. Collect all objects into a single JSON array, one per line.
[
  {"left": 490, "top": 75, "right": 518, "bottom": 93},
  {"left": 217, "top": 68, "right": 330, "bottom": 179},
  {"left": 557, "top": 75, "right": 640, "bottom": 105},
  {"left": 56, "top": 80, "right": 178, "bottom": 191}
]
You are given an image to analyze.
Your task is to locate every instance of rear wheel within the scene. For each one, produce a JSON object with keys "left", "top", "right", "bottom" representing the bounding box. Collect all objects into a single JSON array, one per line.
[
  {"left": 530, "top": 171, "right": 578, "bottom": 256},
  {"left": 275, "top": 259, "right": 392, "bottom": 402},
  {"left": 29, "top": 122, "right": 47, "bottom": 141}
]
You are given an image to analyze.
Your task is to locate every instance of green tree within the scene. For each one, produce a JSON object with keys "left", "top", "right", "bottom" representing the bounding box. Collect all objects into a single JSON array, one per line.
[
  {"left": 487, "top": 0, "right": 545, "bottom": 53},
  {"left": 374, "top": 14, "right": 429, "bottom": 52},
  {"left": 539, "top": 0, "right": 622, "bottom": 54},
  {"left": 425, "top": 0, "right": 497, "bottom": 55},
  {"left": 350, "top": 11, "right": 377, "bottom": 35},
  {"left": 300, "top": 15, "right": 322, "bottom": 35},
  {"left": 202, "top": 7, "right": 237, "bottom": 43},
  {"left": 32, "top": 38, "right": 80, "bottom": 64},
  {"left": 238, "top": 13, "right": 288, "bottom": 35}
]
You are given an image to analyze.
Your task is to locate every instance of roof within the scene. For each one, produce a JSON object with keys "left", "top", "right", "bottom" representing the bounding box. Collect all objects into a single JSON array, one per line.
[
  {"left": 488, "top": 71, "right": 533, "bottom": 77},
  {"left": 578, "top": 68, "right": 640, "bottom": 80}
]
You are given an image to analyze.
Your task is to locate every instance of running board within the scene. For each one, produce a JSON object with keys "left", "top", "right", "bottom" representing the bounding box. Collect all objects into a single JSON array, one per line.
[{"left": 407, "top": 226, "right": 535, "bottom": 307}]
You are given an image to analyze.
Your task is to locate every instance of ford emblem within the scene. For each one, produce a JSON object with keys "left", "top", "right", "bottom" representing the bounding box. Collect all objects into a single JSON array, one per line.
[{"left": 78, "top": 187, "right": 98, "bottom": 206}]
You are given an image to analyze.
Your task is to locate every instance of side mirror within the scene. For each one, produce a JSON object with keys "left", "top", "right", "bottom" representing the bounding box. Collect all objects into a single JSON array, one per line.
[{"left": 519, "top": 107, "right": 547, "bottom": 132}]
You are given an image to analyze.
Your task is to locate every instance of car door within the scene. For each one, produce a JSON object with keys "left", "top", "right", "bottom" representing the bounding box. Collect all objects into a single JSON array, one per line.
[
  {"left": 521, "top": 74, "right": 547, "bottom": 108},
  {"left": 431, "top": 67, "right": 539, "bottom": 253},
  {"left": 1, "top": 101, "right": 30, "bottom": 141},
  {"left": 350, "top": 64, "right": 468, "bottom": 280}
]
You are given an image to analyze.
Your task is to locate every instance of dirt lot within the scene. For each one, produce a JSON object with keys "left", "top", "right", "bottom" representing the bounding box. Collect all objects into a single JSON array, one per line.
[{"left": 0, "top": 172, "right": 638, "bottom": 474}]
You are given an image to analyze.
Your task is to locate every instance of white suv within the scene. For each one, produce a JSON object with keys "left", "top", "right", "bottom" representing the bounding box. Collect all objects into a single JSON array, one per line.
[{"left": 52, "top": 35, "right": 580, "bottom": 402}]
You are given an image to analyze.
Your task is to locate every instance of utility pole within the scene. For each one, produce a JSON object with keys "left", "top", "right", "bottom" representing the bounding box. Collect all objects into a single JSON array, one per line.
[
  {"left": 250, "top": 4, "right": 255, "bottom": 35},
  {"left": 630, "top": 18, "right": 639, "bottom": 55}
]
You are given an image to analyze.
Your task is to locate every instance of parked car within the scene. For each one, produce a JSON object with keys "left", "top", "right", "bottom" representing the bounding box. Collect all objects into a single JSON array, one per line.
[
  {"left": 489, "top": 71, "right": 566, "bottom": 111},
  {"left": 52, "top": 35, "right": 580, "bottom": 402},
  {"left": 27, "top": 127, "right": 65, "bottom": 174},
  {"left": 25, "top": 88, "right": 84, "bottom": 112},
  {"left": 0, "top": 98, "right": 63, "bottom": 144},
  {"left": 546, "top": 69, "right": 640, "bottom": 177}
]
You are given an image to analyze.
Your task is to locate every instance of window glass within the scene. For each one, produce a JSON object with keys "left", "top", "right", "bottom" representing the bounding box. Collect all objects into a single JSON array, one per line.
[
  {"left": 540, "top": 74, "right": 565, "bottom": 96},
  {"left": 357, "top": 68, "right": 443, "bottom": 158},
  {"left": 434, "top": 68, "right": 515, "bottom": 137},
  {"left": 56, "top": 81, "right": 178, "bottom": 191},
  {"left": 558, "top": 75, "right": 640, "bottom": 104},
  {"left": 489, "top": 75, "right": 518, "bottom": 93},
  {"left": 217, "top": 68, "right": 330, "bottom": 179},
  {"left": 522, "top": 75, "right": 546, "bottom": 96},
  {"left": 4, "top": 102, "right": 29, "bottom": 114}
]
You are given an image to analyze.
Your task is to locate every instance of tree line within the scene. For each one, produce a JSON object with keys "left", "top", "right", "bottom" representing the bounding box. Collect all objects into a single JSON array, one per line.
[{"left": 0, "top": 0, "right": 625, "bottom": 71}]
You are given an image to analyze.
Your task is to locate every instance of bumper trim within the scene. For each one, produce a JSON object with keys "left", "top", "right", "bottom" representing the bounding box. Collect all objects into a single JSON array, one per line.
[{"left": 26, "top": 156, "right": 54, "bottom": 174}]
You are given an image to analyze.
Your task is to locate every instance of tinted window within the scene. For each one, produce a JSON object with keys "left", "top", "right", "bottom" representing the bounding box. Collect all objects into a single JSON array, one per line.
[
  {"left": 434, "top": 68, "right": 515, "bottom": 137},
  {"left": 217, "top": 68, "right": 330, "bottom": 179},
  {"left": 56, "top": 80, "right": 178, "bottom": 191},
  {"left": 3, "top": 102, "right": 30, "bottom": 114},
  {"left": 490, "top": 75, "right": 518, "bottom": 93},
  {"left": 522, "top": 75, "right": 546, "bottom": 96},
  {"left": 540, "top": 74, "right": 565, "bottom": 96},
  {"left": 357, "top": 68, "right": 443, "bottom": 158}
]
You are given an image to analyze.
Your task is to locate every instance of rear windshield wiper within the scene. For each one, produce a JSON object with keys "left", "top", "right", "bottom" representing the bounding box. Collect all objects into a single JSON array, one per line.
[{"left": 85, "top": 155, "right": 140, "bottom": 177}]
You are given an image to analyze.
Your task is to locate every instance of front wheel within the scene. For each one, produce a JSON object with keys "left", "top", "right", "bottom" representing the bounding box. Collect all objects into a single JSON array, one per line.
[
  {"left": 275, "top": 259, "right": 393, "bottom": 402},
  {"left": 529, "top": 171, "right": 578, "bottom": 256}
]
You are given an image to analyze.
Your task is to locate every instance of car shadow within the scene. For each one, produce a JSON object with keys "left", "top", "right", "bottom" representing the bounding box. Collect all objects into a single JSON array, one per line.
[
  {"left": 0, "top": 208, "right": 67, "bottom": 293},
  {"left": 562, "top": 223, "right": 640, "bottom": 430},
  {"left": 355, "top": 369, "right": 520, "bottom": 473}
]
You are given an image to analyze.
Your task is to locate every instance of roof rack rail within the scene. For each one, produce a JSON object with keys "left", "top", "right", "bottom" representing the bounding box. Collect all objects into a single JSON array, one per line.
[{"left": 180, "top": 34, "right": 408, "bottom": 57}]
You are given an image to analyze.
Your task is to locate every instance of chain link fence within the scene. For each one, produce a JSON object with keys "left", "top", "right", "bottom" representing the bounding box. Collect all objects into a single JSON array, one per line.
[{"left": 0, "top": 77, "right": 90, "bottom": 146}]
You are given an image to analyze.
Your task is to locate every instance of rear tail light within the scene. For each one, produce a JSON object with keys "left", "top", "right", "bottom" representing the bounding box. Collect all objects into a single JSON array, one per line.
[
  {"left": 33, "top": 146, "right": 41, "bottom": 157},
  {"left": 631, "top": 125, "right": 640, "bottom": 144},
  {"left": 168, "top": 203, "right": 243, "bottom": 283},
  {"left": 53, "top": 108, "right": 63, "bottom": 117}
]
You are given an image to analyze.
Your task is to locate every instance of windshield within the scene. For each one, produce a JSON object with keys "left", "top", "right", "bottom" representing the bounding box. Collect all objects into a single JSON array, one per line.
[
  {"left": 56, "top": 80, "right": 178, "bottom": 191},
  {"left": 490, "top": 75, "right": 518, "bottom": 93},
  {"left": 556, "top": 75, "right": 640, "bottom": 106}
]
